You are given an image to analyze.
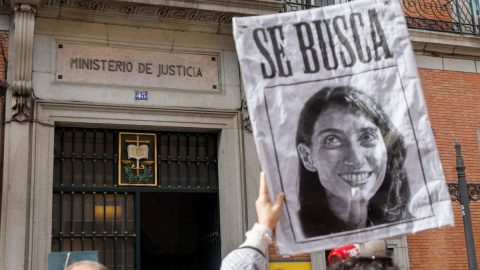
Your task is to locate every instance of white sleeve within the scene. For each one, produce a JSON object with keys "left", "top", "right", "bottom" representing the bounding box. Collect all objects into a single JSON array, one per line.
[
  {"left": 220, "top": 223, "right": 273, "bottom": 270},
  {"left": 239, "top": 223, "right": 273, "bottom": 255}
]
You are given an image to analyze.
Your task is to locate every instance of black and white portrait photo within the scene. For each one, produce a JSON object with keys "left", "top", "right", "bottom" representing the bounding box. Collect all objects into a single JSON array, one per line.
[
  {"left": 261, "top": 66, "right": 445, "bottom": 250},
  {"left": 233, "top": 0, "right": 454, "bottom": 255},
  {"left": 295, "top": 86, "right": 411, "bottom": 238}
]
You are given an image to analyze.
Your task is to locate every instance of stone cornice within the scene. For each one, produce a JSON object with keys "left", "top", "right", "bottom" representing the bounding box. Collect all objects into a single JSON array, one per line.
[
  {"left": 118, "top": 0, "right": 283, "bottom": 16},
  {"left": 38, "top": 0, "right": 282, "bottom": 22},
  {"left": 6, "top": 0, "right": 283, "bottom": 15},
  {"left": 40, "top": 0, "right": 241, "bottom": 23},
  {"left": 409, "top": 29, "right": 480, "bottom": 59},
  {"left": 31, "top": 0, "right": 282, "bottom": 34}
]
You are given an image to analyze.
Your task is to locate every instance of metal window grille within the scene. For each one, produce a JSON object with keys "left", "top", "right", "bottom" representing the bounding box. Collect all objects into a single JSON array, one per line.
[
  {"left": 280, "top": 0, "right": 348, "bottom": 12},
  {"left": 157, "top": 132, "right": 218, "bottom": 189},
  {"left": 404, "top": 0, "right": 480, "bottom": 36},
  {"left": 52, "top": 128, "right": 219, "bottom": 270},
  {"left": 278, "top": 0, "right": 480, "bottom": 36}
]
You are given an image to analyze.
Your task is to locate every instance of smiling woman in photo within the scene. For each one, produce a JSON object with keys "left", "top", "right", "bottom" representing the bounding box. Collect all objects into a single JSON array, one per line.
[{"left": 296, "top": 86, "right": 411, "bottom": 238}]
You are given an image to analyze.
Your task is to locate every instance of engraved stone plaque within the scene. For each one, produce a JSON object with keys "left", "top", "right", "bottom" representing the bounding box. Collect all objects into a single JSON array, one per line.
[{"left": 56, "top": 43, "right": 219, "bottom": 92}]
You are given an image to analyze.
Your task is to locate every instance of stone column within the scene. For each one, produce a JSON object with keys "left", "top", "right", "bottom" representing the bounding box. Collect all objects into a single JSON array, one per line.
[{"left": 0, "top": 4, "right": 36, "bottom": 270}]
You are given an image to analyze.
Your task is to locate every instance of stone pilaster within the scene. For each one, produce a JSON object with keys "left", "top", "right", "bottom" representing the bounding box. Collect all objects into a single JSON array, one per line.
[
  {"left": 0, "top": 4, "right": 36, "bottom": 270},
  {"left": 10, "top": 4, "right": 36, "bottom": 121}
]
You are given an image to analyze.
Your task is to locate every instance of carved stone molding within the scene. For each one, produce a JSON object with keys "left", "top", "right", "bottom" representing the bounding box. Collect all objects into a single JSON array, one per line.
[
  {"left": 34, "top": 0, "right": 247, "bottom": 33},
  {"left": 10, "top": 4, "right": 36, "bottom": 121},
  {"left": 40, "top": 0, "right": 239, "bottom": 24},
  {"left": 241, "top": 97, "right": 252, "bottom": 133}
]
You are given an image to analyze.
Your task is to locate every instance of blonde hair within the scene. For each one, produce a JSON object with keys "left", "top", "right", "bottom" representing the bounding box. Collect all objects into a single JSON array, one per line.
[{"left": 66, "top": 260, "right": 108, "bottom": 270}]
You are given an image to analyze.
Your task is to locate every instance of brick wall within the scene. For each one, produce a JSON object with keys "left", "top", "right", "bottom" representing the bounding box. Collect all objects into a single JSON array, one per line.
[
  {"left": 0, "top": 97, "right": 3, "bottom": 217},
  {"left": 407, "top": 68, "right": 480, "bottom": 269},
  {"left": 0, "top": 30, "right": 7, "bottom": 222},
  {"left": 0, "top": 30, "right": 6, "bottom": 84}
]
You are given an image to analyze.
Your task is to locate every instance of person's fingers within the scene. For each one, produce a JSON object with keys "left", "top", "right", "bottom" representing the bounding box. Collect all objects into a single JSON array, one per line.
[
  {"left": 274, "top": 192, "right": 285, "bottom": 208},
  {"left": 259, "top": 172, "right": 268, "bottom": 199}
]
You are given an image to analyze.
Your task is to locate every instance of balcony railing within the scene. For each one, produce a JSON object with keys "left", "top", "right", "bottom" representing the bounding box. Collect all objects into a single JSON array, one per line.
[{"left": 278, "top": 0, "right": 480, "bottom": 36}]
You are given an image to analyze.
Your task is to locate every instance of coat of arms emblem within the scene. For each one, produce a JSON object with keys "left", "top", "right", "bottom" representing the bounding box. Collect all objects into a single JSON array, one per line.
[{"left": 118, "top": 132, "right": 157, "bottom": 186}]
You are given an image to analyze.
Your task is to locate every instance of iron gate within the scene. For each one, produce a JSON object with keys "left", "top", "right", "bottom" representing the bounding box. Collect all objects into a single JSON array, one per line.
[{"left": 51, "top": 127, "right": 220, "bottom": 270}]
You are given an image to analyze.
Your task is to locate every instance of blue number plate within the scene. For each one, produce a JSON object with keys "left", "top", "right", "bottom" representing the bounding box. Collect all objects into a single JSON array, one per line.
[{"left": 135, "top": 91, "right": 148, "bottom": 100}]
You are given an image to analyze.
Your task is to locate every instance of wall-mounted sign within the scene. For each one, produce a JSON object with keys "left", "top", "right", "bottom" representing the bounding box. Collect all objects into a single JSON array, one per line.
[
  {"left": 118, "top": 132, "right": 157, "bottom": 186},
  {"left": 56, "top": 43, "right": 219, "bottom": 92},
  {"left": 135, "top": 91, "right": 148, "bottom": 100}
]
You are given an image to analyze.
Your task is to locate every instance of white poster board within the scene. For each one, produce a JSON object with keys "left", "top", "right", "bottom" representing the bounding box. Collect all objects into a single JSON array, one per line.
[{"left": 233, "top": 0, "right": 454, "bottom": 255}]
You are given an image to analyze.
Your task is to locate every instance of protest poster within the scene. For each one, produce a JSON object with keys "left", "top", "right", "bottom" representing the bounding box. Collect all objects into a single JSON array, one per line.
[{"left": 233, "top": 0, "right": 454, "bottom": 255}]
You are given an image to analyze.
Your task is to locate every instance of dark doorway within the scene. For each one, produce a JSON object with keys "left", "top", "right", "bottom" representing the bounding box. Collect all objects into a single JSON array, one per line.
[
  {"left": 140, "top": 192, "right": 220, "bottom": 270},
  {"left": 52, "top": 128, "right": 221, "bottom": 270}
]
